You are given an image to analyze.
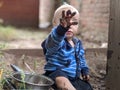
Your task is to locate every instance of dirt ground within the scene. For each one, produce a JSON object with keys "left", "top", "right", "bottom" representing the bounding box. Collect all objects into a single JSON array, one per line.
[
  {"left": 0, "top": 49, "right": 107, "bottom": 90},
  {"left": 0, "top": 26, "right": 108, "bottom": 49},
  {"left": 0, "top": 26, "right": 108, "bottom": 90}
]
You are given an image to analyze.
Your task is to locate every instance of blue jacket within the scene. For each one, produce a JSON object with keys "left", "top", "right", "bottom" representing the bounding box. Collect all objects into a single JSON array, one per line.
[{"left": 41, "top": 25, "right": 89, "bottom": 78}]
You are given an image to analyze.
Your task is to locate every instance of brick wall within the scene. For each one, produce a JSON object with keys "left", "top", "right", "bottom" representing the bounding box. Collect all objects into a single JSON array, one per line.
[
  {"left": 78, "top": 0, "right": 110, "bottom": 42},
  {"left": 80, "top": 0, "right": 110, "bottom": 31},
  {"left": 0, "top": 0, "right": 39, "bottom": 27}
]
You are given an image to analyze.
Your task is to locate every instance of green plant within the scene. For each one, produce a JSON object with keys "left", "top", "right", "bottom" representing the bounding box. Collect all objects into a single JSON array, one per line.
[
  {"left": 0, "top": 43, "right": 6, "bottom": 58},
  {"left": 0, "top": 25, "right": 17, "bottom": 41},
  {"left": 33, "top": 60, "right": 37, "bottom": 71},
  {"left": 0, "top": 44, "right": 11, "bottom": 89},
  {"left": 19, "top": 71, "right": 26, "bottom": 89}
]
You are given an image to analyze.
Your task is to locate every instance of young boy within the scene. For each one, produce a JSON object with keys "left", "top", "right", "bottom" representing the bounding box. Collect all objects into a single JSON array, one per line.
[{"left": 42, "top": 4, "right": 93, "bottom": 90}]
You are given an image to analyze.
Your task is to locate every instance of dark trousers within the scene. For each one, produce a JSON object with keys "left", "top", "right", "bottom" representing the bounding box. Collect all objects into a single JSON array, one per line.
[{"left": 44, "top": 70, "right": 93, "bottom": 90}]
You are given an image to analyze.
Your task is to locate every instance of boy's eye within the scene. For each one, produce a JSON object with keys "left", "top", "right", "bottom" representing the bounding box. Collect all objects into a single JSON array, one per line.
[{"left": 72, "top": 22, "right": 78, "bottom": 25}]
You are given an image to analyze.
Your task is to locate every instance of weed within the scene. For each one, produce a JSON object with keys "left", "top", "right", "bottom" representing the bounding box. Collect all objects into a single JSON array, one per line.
[
  {"left": 0, "top": 25, "right": 18, "bottom": 41},
  {"left": 0, "top": 44, "right": 11, "bottom": 89},
  {"left": 19, "top": 71, "right": 26, "bottom": 89},
  {"left": 33, "top": 60, "right": 37, "bottom": 71}
]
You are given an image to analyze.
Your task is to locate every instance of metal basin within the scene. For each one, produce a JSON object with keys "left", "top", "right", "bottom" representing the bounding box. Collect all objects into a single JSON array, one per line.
[{"left": 11, "top": 72, "right": 54, "bottom": 90}]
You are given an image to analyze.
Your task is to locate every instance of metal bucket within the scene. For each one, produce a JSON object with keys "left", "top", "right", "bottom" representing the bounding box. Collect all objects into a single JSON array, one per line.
[{"left": 11, "top": 72, "right": 54, "bottom": 90}]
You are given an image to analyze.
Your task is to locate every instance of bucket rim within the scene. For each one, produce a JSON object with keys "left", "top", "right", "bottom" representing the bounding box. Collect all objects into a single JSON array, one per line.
[{"left": 11, "top": 72, "right": 54, "bottom": 86}]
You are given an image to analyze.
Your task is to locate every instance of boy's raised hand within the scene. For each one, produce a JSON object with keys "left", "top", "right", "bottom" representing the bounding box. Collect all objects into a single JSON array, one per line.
[{"left": 60, "top": 10, "right": 78, "bottom": 29}]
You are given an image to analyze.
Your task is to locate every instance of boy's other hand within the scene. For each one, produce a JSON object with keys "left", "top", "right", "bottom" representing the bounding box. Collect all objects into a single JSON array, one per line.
[
  {"left": 60, "top": 10, "right": 78, "bottom": 29},
  {"left": 82, "top": 75, "right": 90, "bottom": 81}
]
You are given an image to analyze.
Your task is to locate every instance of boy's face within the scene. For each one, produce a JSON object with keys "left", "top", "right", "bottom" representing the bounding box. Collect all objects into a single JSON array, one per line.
[{"left": 65, "top": 13, "right": 79, "bottom": 39}]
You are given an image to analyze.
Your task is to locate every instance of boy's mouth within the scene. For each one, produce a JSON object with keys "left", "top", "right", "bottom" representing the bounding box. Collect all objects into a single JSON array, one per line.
[{"left": 66, "top": 31, "right": 73, "bottom": 35}]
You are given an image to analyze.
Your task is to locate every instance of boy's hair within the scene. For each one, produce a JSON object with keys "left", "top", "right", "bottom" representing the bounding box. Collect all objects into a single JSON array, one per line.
[{"left": 52, "top": 4, "right": 79, "bottom": 26}]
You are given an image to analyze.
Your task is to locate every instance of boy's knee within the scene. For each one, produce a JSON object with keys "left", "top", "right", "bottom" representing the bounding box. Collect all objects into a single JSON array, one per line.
[
  {"left": 55, "top": 76, "right": 76, "bottom": 90},
  {"left": 55, "top": 76, "right": 67, "bottom": 86}
]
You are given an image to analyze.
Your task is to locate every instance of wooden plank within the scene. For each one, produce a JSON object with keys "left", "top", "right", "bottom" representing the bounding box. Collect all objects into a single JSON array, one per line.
[
  {"left": 106, "top": 0, "right": 120, "bottom": 90},
  {"left": 2, "top": 49, "right": 44, "bottom": 57},
  {"left": 0, "top": 0, "right": 39, "bottom": 27},
  {"left": 2, "top": 48, "right": 107, "bottom": 57}
]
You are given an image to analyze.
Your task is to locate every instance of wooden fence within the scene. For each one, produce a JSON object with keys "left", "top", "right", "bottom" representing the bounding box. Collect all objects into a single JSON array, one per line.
[{"left": 0, "top": 0, "right": 39, "bottom": 27}]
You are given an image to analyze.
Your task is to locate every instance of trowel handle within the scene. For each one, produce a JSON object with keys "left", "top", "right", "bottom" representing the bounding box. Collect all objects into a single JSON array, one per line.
[{"left": 10, "top": 64, "right": 23, "bottom": 72}]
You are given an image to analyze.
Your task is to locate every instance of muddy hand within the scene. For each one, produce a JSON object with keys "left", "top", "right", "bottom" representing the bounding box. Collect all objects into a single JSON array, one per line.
[
  {"left": 60, "top": 10, "right": 78, "bottom": 29},
  {"left": 82, "top": 75, "right": 90, "bottom": 81}
]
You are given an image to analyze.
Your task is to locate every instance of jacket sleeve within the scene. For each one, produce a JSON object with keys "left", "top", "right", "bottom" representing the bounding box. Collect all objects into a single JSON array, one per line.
[
  {"left": 79, "top": 42, "right": 89, "bottom": 75},
  {"left": 45, "top": 25, "right": 68, "bottom": 54}
]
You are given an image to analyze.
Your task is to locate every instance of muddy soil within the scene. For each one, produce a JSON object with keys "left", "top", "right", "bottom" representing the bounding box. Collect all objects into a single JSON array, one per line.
[{"left": 0, "top": 48, "right": 107, "bottom": 90}]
